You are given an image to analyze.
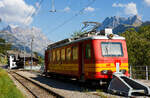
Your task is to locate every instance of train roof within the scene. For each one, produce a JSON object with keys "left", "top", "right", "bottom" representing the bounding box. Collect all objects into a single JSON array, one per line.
[{"left": 47, "top": 34, "right": 125, "bottom": 49}]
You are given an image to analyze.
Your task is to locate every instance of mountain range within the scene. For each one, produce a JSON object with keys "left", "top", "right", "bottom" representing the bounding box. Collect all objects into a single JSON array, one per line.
[
  {"left": 0, "top": 25, "right": 51, "bottom": 56},
  {"left": 96, "top": 15, "right": 150, "bottom": 34}
]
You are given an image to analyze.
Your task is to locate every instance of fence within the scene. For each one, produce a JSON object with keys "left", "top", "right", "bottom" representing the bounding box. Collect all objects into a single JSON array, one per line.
[{"left": 130, "top": 66, "right": 150, "bottom": 80}]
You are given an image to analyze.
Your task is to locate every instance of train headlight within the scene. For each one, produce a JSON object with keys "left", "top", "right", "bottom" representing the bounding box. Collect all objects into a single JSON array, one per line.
[
  {"left": 107, "top": 34, "right": 114, "bottom": 39},
  {"left": 120, "top": 69, "right": 126, "bottom": 74},
  {"left": 101, "top": 70, "right": 112, "bottom": 75}
]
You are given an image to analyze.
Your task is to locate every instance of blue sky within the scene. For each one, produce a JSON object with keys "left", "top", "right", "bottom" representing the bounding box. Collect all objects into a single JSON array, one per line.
[{"left": 0, "top": 0, "right": 150, "bottom": 42}]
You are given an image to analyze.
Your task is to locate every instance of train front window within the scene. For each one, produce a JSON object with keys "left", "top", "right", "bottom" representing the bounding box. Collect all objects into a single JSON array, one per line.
[{"left": 101, "top": 42, "right": 123, "bottom": 57}]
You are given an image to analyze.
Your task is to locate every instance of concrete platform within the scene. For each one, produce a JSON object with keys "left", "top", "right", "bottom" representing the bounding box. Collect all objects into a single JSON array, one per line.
[{"left": 136, "top": 80, "right": 150, "bottom": 87}]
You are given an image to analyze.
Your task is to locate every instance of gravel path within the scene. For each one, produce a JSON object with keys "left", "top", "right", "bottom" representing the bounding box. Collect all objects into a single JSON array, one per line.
[
  {"left": 11, "top": 72, "right": 56, "bottom": 98},
  {"left": 17, "top": 71, "right": 150, "bottom": 98},
  {"left": 8, "top": 73, "right": 33, "bottom": 98},
  {"left": 16, "top": 71, "right": 101, "bottom": 98},
  {"left": 136, "top": 79, "right": 150, "bottom": 87}
]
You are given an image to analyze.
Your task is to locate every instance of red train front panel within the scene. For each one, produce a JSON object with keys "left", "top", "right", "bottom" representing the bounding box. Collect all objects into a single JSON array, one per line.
[{"left": 83, "top": 39, "right": 129, "bottom": 80}]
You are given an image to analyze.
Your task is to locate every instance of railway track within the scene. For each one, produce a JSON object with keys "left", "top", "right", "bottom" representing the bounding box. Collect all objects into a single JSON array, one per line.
[
  {"left": 7, "top": 69, "right": 150, "bottom": 98},
  {"left": 8, "top": 70, "right": 64, "bottom": 98}
]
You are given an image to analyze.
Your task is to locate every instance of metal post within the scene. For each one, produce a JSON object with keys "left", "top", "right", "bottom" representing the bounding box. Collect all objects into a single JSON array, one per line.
[
  {"left": 116, "top": 62, "right": 120, "bottom": 73},
  {"left": 23, "top": 43, "right": 25, "bottom": 69},
  {"left": 146, "top": 66, "right": 148, "bottom": 80},
  {"left": 130, "top": 65, "right": 132, "bottom": 78},
  {"left": 31, "top": 38, "right": 33, "bottom": 70},
  {"left": 50, "top": 0, "right": 56, "bottom": 12}
]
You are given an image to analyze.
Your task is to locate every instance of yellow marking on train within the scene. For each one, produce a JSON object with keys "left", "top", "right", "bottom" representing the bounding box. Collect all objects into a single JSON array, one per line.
[
  {"left": 47, "top": 63, "right": 128, "bottom": 73},
  {"left": 48, "top": 63, "right": 79, "bottom": 71},
  {"left": 85, "top": 63, "right": 128, "bottom": 68},
  {"left": 84, "top": 63, "right": 128, "bottom": 72},
  {"left": 85, "top": 67, "right": 128, "bottom": 72}
]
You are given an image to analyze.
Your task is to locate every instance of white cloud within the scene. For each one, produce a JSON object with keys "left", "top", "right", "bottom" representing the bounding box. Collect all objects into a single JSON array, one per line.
[
  {"left": 0, "top": 0, "right": 35, "bottom": 25},
  {"left": 63, "top": 6, "right": 70, "bottom": 12},
  {"left": 84, "top": 6, "right": 95, "bottom": 12},
  {"left": 0, "top": 1, "right": 4, "bottom": 8},
  {"left": 112, "top": 3, "right": 125, "bottom": 7},
  {"left": 125, "top": 3, "right": 138, "bottom": 15},
  {"left": 112, "top": 2, "right": 138, "bottom": 15},
  {"left": 144, "top": 0, "right": 150, "bottom": 6},
  {"left": 35, "top": 2, "right": 40, "bottom": 8}
]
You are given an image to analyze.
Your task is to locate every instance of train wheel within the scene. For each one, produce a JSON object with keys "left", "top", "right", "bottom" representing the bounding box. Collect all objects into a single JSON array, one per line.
[{"left": 79, "top": 74, "right": 85, "bottom": 83}]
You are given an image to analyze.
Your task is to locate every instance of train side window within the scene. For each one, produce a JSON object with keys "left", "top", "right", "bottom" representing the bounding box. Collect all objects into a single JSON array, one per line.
[
  {"left": 66, "top": 47, "right": 71, "bottom": 60},
  {"left": 50, "top": 52, "right": 53, "bottom": 62},
  {"left": 61, "top": 48, "right": 65, "bottom": 61},
  {"left": 49, "top": 52, "right": 52, "bottom": 62},
  {"left": 52, "top": 50, "right": 56, "bottom": 61},
  {"left": 73, "top": 46, "right": 78, "bottom": 60},
  {"left": 85, "top": 44, "right": 91, "bottom": 59},
  {"left": 56, "top": 50, "right": 60, "bottom": 61}
]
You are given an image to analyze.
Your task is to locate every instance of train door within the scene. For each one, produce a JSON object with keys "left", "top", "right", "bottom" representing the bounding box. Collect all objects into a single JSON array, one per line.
[
  {"left": 44, "top": 50, "right": 48, "bottom": 73},
  {"left": 81, "top": 44, "right": 84, "bottom": 76},
  {"left": 79, "top": 43, "right": 85, "bottom": 82}
]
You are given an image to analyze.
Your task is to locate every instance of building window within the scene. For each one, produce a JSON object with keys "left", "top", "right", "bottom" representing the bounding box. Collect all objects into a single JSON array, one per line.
[
  {"left": 56, "top": 50, "right": 60, "bottom": 61},
  {"left": 85, "top": 44, "right": 91, "bottom": 59},
  {"left": 52, "top": 50, "right": 55, "bottom": 61},
  {"left": 61, "top": 48, "right": 65, "bottom": 61},
  {"left": 66, "top": 47, "right": 71, "bottom": 60},
  {"left": 73, "top": 46, "right": 78, "bottom": 60}
]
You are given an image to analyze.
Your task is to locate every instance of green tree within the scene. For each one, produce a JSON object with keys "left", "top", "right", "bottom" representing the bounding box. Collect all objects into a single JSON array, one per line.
[
  {"left": 0, "top": 38, "right": 12, "bottom": 64},
  {"left": 0, "top": 38, "right": 11, "bottom": 54},
  {"left": 38, "top": 56, "right": 44, "bottom": 65},
  {"left": 121, "top": 25, "right": 150, "bottom": 66},
  {"left": 33, "top": 52, "right": 44, "bottom": 65},
  {"left": 121, "top": 28, "right": 138, "bottom": 66}
]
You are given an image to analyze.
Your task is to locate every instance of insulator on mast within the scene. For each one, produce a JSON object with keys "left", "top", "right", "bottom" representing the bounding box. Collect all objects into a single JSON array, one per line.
[{"left": 50, "top": 0, "right": 56, "bottom": 12}]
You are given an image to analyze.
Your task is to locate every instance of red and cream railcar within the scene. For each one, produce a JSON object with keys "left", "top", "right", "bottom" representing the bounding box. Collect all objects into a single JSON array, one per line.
[{"left": 45, "top": 31, "right": 129, "bottom": 81}]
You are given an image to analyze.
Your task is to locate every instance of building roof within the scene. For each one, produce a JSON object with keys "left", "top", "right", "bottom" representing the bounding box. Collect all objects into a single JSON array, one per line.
[{"left": 7, "top": 50, "right": 37, "bottom": 59}]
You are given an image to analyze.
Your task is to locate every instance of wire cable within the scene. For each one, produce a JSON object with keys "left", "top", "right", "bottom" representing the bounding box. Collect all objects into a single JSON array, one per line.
[
  {"left": 47, "top": 0, "right": 96, "bottom": 35},
  {"left": 23, "top": 0, "right": 44, "bottom": 25}
]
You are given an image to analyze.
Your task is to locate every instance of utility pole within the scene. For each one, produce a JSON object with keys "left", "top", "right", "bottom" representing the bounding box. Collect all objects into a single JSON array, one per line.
[
  {"left": 31, "top": 37, "right": 34, "bottom": 70},
  {"left": 23, "top": 42, "right": 26, "bottom": 69},
  {"left": 0, "top": 18, "right": 2, "bottom": 22}
]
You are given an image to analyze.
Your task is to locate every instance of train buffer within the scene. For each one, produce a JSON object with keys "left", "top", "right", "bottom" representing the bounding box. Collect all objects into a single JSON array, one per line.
[{"left": 107, "top": 72, "right": 150, "bottom": 97}]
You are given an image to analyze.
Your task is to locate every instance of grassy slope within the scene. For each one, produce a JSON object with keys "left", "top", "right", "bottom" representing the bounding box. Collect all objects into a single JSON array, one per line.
[{"left": 0, "top": 68, "right": 24, "bottom": 98}]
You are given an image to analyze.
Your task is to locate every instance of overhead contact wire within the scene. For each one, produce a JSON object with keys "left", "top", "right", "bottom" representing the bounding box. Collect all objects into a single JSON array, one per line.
[{"left": 47, "top": 0, "right": 96, "bottom": 35}]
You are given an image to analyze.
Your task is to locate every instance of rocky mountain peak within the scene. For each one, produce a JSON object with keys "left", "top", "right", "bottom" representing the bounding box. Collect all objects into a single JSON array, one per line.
[
  {"left": 0, "top": 25, "right": 52, "bottom": 55},
  {"left": 97, "top": 15, "right": 143, "bottom": 31},
  {"left": 127, "top": 15, "right": 142, "bottom": 26}
]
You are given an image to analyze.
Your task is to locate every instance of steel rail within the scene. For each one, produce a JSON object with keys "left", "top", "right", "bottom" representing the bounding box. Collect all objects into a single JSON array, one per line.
[{"left": 8, "top": 70, "right": 64, "bottom": 98}]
